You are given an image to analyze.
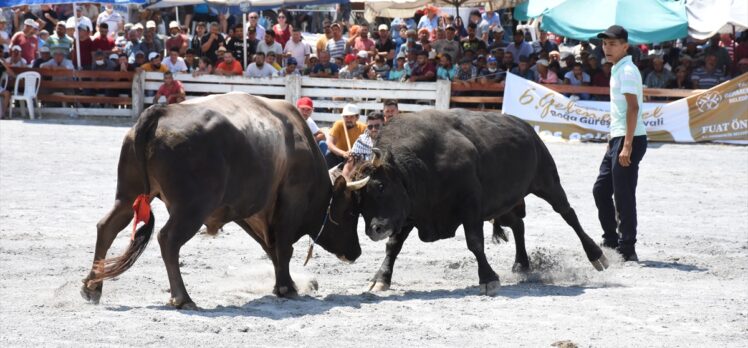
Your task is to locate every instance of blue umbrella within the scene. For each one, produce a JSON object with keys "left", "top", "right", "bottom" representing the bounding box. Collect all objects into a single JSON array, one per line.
[{"left": 540, "top": 0, "right": 688, "bottom": 44}]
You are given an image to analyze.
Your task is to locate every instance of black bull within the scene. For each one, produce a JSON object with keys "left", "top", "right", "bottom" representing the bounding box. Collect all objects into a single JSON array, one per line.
[
  {"left": 349, "top": 110, "right": 609, "bottom": 295},
  {"left": 80, "top": 93, "right": 365, "bottom": 309}
]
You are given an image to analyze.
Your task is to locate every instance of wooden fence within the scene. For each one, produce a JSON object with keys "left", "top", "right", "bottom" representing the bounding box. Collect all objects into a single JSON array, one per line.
[
  {"left": 4, "top": 68, "right": 705, "bottom": 121},
  {"left": 141, "top": 72, "right": 451, "bottom": 123}
]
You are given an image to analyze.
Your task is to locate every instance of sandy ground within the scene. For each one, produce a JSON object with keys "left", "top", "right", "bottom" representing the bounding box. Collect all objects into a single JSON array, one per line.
[{"left": 0, "top": 119, "right": 746, "bottom": 347}]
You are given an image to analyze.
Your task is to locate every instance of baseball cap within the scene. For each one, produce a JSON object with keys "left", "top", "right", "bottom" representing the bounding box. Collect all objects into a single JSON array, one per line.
[
  {"left": 396, "top": 51, "right": 406, "bottom": 60},
  {"left": 11, "top": 45, "right": 21, "bottom": 52},
  {"left": 148, "top": 52, "right": 160, "bottom": 60},
  {"left": 445, "top": 24, "right": 455, "bottom": 31},
  {"left": 133, "top": 23, "right": 144, "bottom": 30},
  {"left": 378, "top": 24, "right": 388, "bottom": 31},
  {"left": 124, "top": 23, "right": 133, "bottom": 30},
  {"left": 216, "top": 46, "right": 227, "bottom": 53},
  {"left": 146, "top": 20, "right": 156, "bottom": 29},
  {"left": 109, "top": 53, "right": 119, "bottom": 60},
  {"left": 296, "top": 97, "right": 313, "bottom": 109},
  {"left": 487, "top": 56, "right": 497, "bottom": 64},
  {"left": 535, "top": 59, "right": 549, "bottom": 66},
  {"left": 287, "top": 57, "right": 298, "bottom": 65},
  {"left": 169, "top": 21, "right": 179, "bottom": 29},
  {"left": 24, "top": 18, "right": 39, "bottom": 30},
  {"left": 597, "top": 25, "right": 628, "bottom": 42},
  {"left": 356, "top": 50, "right": 368, "bottom": 59},
  {"left": 344, "top": 53, "right": 356, "bottom": 65},
  {"left": 309, "top": 53, "right": 318, "bottom": 60},
  {"left": 39, "top": 46, "right": 50, "bottom": 53}
]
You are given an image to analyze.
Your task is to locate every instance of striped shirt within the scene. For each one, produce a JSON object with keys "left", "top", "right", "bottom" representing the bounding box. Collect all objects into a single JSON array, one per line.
[{"left": 326, "top": 38, "right": 347, "bottom": 59}]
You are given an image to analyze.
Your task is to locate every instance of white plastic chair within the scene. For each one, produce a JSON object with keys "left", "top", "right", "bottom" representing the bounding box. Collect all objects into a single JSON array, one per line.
[{"left": 9, "top": 71, "right": 41, "bottom": 120}]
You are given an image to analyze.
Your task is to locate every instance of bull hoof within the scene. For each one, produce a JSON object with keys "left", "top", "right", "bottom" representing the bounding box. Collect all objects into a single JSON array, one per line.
[
  {"left": 511, "top": 262, "right": 531, "bottom": 273},
  {"left": 368, "top": 281, "right": 390, "bottom": 292},
  {"left": 590, "top": 254, "right": 610, "bottom": 271},
  {"left": 479, "top": 280, "right": 501, "bottom": 296},
  {"left": 273, "top": 285, "right": 299, "bottom": 298},
  {"left": 168, "top": 297, "right": 198, "bottom": 310},
  {"left": 80, "top": 279, "right": 102, "bottom": 304}
]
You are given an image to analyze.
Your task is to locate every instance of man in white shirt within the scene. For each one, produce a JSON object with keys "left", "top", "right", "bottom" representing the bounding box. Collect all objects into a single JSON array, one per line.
[
  {"left": 283, "top": 29, "right": 310, "bottom": 71},
  {"left": 96, "top": 4, "right": 123, "bottom": 39},
  {"left": 244, "top": 51, "right": 277, "bottom": 78},
  {"left": 246, "top": 12, "right": 265, "bottom": 41},
  {"left": 164, "top": 47, "right": 188, "bottom": 73},
  {"left": 256, "top": 30, "right": 282, "bottom": 56}
]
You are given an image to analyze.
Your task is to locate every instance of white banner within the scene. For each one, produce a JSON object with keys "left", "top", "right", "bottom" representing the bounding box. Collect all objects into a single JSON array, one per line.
[{"left": 501, "top": 72, "right": 748, "bottom": 143}]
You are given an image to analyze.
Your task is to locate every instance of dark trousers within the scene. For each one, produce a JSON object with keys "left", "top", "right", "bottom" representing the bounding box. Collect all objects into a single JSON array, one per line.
[{"left": 593, "top": 135, "right": 647, "bottom": 251}]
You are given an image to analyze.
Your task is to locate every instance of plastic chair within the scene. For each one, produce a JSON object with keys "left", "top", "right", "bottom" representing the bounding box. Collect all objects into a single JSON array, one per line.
[{"left": 9, "top": 71, "right": 41, "bottom": 120}]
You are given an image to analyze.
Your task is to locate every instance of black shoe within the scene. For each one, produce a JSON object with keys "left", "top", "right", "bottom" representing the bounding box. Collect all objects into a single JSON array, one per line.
[{"left": 615, "top": 246, "right": 639, "bottom": 262}]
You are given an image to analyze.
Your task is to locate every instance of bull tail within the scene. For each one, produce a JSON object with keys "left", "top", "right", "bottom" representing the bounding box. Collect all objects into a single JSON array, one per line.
[{"left": 91, "top": 106, "right": 168, "bottom": 283}]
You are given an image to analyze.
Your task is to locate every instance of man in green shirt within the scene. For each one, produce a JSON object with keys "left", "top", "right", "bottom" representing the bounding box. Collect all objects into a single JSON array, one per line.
[{"left": 593, "top": 25, "right": 648, "bottom": 262}]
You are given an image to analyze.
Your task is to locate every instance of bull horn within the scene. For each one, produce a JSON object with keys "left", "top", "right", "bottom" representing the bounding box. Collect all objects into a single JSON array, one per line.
[
  {"left": 346, "top": 176, "right": 370, "bottom": 191},
  {"left": 372, "top": 148, "right": 384, "bottom": 167}
]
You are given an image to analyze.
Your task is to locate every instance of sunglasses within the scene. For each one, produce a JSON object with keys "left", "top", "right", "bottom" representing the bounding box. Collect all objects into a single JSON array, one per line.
[{"left": 367, "top": 124, "right": 382, "bottom": 130}]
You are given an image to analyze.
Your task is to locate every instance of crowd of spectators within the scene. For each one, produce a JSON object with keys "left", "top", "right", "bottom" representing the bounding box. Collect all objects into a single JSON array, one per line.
[{"left": 1, "top": 3, "right": 747, "bottom": 104}]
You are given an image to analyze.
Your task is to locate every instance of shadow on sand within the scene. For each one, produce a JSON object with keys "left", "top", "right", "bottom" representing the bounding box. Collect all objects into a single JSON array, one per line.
[
  {"left": 125, "top": 282, "right": 612, "bottom": 319},
  {"left": 639, "top": 260, "right": 707, "bottom": 272}
]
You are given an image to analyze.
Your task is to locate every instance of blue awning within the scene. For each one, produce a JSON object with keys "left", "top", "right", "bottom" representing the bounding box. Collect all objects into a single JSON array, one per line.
[{"left": 0, "top": 0, "right": 145, "bottom": 6}]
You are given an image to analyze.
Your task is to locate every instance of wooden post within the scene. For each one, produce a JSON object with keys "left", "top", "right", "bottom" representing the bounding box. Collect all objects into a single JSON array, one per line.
[
  {"left": 131, "top": 71, "right": 145, "bottom": 119},
  {"left": 285, "top": 74, "right": 302, "bottom": 104},
  {"left": 435, "top": 79, "right": 451, "bottom": 110}
]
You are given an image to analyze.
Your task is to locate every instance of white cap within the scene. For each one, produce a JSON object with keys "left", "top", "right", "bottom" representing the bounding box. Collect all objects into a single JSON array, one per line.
[
  {"left": 146, "top": 20, "right": 156, "bottom": 29},
  {"left": 536, "top": 59, "right": 549, "bottom": 66},
  {"left": 133, "top": 23, "right": 144, "bottom": 30},
  {"left": 378, "top": 24, "right": 388, "bottom": 31},
  {"left": 356, "top": 50, "right": 368, "bottom": 59},
  {"left": 341, "top": 104, "right": 360, "bottom": 116},
  {"left": 65, "top": 17, "right": 76, "bottom": 29},
  {"left": 428, "top": 50, "right": 436, "bottom": 60},
  {"left": 169, "top": 21, "right": 179, "bottom": 29},
  {"left": 492, "top": 26, "right": 504, "bottom": 33},
  {"left": 148, "top": 52, "right": 160, "bottom": 60},
  {"left": 39, "top": 46, "right": 51, "bottom": 53},
  {"left": 11, "top": 45, "right": 21, "bottom": 51},
  {"left": 109, "top": 53, "right": 119, "bottom": 60},
  {"left": 24, "top": 18, "right": 39, "bottom": 30}
]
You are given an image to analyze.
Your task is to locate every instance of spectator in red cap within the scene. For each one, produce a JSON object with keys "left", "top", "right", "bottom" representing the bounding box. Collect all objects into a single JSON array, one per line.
[
  {"left": 339, "top": 53, "right": 362, "bottom": 79},
  {"left": 296, "top": 97, "right": 325, "bottom": 142}
]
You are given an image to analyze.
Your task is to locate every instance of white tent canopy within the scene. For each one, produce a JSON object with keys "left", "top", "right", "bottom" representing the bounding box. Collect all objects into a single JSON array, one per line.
[
  {"left": 352, "top": 0, "right": 524, "bottom": 19},
  {"left": 686, "top": 0, "right": 747, "bottom": 39},
  {"left": 146, "top": 0, "right": 339, "bottom": 9}
]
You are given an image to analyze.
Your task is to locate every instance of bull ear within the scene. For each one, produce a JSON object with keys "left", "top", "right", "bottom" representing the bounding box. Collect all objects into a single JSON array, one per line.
[{"left": 346, "top": 176, "right": 370, "bottom": 191}]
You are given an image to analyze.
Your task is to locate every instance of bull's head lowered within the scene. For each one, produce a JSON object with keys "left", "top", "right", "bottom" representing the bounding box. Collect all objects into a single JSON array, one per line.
[
  {"left": 312, "top": 175, "right": 370, "bottom": 263},
  {"left": 350, "top": 148, "right": 410, "bottom": 242}
]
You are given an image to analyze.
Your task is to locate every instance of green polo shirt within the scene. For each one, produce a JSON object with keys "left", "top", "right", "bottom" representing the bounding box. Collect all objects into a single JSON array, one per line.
[{"left": 609, "top": 55, "right": 646, "bottom": 138}]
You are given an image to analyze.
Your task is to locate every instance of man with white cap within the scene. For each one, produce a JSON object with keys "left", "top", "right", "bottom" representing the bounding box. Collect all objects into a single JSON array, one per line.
[
  {"left": 165, "top": 20, "right": 187, "bottom": 55},
  {"left": 325, "top": 103, "right": 367, "bottom": 168},
  {"left": 6, "top": 45, "right": 28, "bottom": 67},
  {"left": 11, "top": 19, "right": 38, "bottom": 64},
  {"left": 96, "top": 4, "right": 123, "bottom": 39},
  {"left": 70, "top": 7, "right": 93, "bottom": 33},
  {"left": 141, "top": 52, "right": 169, "bottom": 73}
]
